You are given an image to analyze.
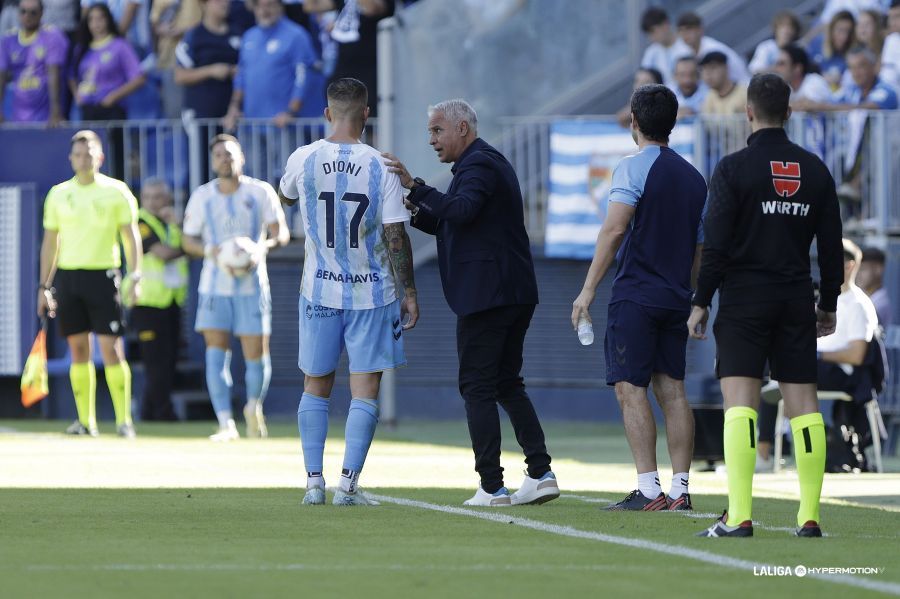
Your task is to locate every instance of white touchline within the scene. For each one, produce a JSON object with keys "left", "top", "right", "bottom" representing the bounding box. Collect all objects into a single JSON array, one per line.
[{"left": 369, "top": 493, "right": 900, "bottom": 597}]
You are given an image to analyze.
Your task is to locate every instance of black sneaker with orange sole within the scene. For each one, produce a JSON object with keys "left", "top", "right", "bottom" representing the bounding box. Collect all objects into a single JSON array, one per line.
[
  {"left": 696, "top": 511, "right": 753, "bottom": 537},
  {"left": 604, "top": 490, "right": 668, "bottom": 511},
  {"left": 666, "top": 493, "right": 693, "bottom": 511}
]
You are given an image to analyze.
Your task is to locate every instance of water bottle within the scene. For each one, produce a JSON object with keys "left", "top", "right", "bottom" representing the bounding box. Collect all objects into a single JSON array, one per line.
[{"left": 577, "top": 314, "right": 594, "bottom": 346}]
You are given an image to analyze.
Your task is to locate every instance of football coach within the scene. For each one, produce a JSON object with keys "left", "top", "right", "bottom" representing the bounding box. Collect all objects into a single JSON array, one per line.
[{"left": 383, "top": 99, "right": 560, "bottom": 507}]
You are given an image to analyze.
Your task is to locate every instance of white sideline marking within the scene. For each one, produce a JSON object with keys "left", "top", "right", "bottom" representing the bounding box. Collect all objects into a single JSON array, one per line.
[{"left": 370, "top": 493, "right": 900, "bottom": 597}]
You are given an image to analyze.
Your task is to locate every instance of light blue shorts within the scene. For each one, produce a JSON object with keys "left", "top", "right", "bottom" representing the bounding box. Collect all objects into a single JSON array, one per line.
[
  {"left": 195, "top": 291, "right": 272, "bottom": 336},
  {"left": 298, "top": 296, "right": 406, "bottom": 376}
]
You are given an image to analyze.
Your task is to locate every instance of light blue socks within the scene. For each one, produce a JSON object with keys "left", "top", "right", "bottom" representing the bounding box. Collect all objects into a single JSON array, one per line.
[
  {"left": 341, "top": 398, "right": 379, "bottom": 490},
  {"left": 298, "top": 392, "right": 330, "bottom": 485},
  {"left": 205, "top": 348, "right": 232, "bottom": 426},
  {"left": 245, "top": 359, "right": 264, "bottom": 401}
]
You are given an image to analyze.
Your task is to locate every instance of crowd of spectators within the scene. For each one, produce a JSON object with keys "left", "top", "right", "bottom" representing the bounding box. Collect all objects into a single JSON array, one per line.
[
  {"left": 0, "top": 0, "right": 415, "bottom": 126},
  {"left": 638, "top": 1, "right": 900, "bottom": 121}
]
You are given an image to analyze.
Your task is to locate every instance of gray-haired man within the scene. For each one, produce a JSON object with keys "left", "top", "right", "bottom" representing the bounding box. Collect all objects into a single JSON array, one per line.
[{"left": 383, "top": 99, "right": 560, "bottom": 506}]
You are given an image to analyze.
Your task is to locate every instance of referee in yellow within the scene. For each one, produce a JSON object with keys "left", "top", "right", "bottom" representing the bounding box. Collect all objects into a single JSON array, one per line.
[{"left": 37, "top": 130, "right": 143, "bottom": 438}]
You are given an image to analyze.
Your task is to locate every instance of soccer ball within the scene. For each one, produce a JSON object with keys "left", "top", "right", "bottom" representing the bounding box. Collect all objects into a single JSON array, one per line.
[{"left": 217, "top": 237, "right": 255, "bottom": 276}]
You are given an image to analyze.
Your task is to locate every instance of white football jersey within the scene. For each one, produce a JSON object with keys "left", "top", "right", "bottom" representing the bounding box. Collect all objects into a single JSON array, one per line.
[
  {"left": 280, "top": 139, "right": 408, "bottom": 310},
  {"left": 183, "top": 176, "right": 280, "bottom": 297}
]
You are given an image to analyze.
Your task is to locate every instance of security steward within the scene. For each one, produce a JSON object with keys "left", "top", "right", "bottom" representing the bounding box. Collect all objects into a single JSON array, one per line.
[
  {"left": 688, "top": 74, "right": 844, "bottom": 538},
  {"left": 132, "top": 179, "right": 190, "bottom": 421}
]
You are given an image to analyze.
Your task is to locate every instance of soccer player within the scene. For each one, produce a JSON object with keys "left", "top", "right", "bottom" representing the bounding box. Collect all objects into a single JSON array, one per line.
[
  {"left": 279, "top": 77, "right": 418, "bottom": 506},
  {"left": 37, "top": 130, "right": 142, "bottom": 437},
  {"left": 182, "top": 134, "right": 290, "bottom": 440},
  {"left": 572, "top": 85, "right": 707, "bottom": 511},
  {"left": 689, "top": 74, "right": 843, "bottom": 538}
]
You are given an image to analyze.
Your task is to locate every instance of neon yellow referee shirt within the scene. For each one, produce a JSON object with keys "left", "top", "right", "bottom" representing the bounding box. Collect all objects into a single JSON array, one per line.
[{"left": 43, "top": 173, "right": 139, "bottom": 270}]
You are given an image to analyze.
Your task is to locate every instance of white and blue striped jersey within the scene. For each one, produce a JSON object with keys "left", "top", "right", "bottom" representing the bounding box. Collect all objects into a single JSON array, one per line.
[
  {"left": 183, "top": 176, "right": 280, "bottom": 297},
  {"left": 280, "top": 139, "right": 408, "bottom": 310}
]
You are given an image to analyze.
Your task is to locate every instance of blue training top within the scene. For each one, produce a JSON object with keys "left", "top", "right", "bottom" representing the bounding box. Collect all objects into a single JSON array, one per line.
[{"left": 608, "top": 144, "right": 707, "bottom": 311}]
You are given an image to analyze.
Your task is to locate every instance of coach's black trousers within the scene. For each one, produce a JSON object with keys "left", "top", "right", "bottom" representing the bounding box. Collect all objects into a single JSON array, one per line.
[
  {"left": 456, "top": 304, "right": 551, "bottom": 493},
  {"left": 132, "top": 304, "right": 180, "bottom": 421}
]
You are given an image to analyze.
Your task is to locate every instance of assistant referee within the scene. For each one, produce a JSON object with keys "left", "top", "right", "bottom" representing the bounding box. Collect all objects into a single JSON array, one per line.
[
  {"left": 37, "top": 130, "right": 143, "bottom": 438},
  {"left": 688, "top": 74, "right": 843, "bottom": 538}
]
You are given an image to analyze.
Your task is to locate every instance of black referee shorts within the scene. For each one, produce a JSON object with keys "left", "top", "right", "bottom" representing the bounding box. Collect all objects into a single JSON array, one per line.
[
  {"left": 713, "top": 298, "right": 817, "bottom": 384},
  {"left": 54, "top": 269, "right": 126, "bottom": 338}
]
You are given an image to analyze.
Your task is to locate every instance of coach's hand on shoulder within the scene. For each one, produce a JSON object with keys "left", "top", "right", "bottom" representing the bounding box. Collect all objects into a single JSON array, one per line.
[
  {"left": 382, "top": 152, "right": 414, "bottom": 189},
  {"left": 816, "top": 309, "right": 837, "bottom": 338},
  {"left": 571, "top": 288, "right": 595, "bottom": 330},
  {"left": 687, "top": 305, "right": 709, "bottom": 340},
  {"left": 401, "top": 293, "right": 419, "bottom": 330}
]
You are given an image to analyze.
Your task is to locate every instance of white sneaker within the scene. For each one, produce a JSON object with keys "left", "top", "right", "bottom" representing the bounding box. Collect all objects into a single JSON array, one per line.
[
  {"left": 302, "top": 487, "right": 326, "bottom": 505},
  {"left": 333, "top": 488, "right": 380, "bottom": 506},
  {"left": 463, "top": 487, "right": 512, "bottom": 507},
  {"left": 243, "top": 401, "right": 268, "bottom": 438},
  {"left": 510, "top": 471, "right": 560, "bottom": 505},
  {"left": 209, "top": 419, "right": 239, "bottom": 442}
]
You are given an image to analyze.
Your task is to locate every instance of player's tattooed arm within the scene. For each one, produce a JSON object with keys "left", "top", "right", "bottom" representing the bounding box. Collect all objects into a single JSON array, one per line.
[{"left": 383, "top": 222, "right": 416, "bottom": 297}]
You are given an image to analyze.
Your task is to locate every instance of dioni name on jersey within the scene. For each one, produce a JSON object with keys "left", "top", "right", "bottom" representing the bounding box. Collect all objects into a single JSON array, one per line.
[{"left": 322, "top": 160, "right": 364, "bottom": 177}]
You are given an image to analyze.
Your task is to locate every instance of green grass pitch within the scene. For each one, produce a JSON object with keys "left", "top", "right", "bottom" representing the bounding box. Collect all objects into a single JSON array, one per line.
[{"left": 1, "top": 420, "right": 898, "bottom": 598}]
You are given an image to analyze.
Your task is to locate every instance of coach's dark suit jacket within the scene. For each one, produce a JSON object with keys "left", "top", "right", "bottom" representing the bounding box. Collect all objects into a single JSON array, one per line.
[{"left": 407, "top": 138, "right": 539, "bottom": 317}]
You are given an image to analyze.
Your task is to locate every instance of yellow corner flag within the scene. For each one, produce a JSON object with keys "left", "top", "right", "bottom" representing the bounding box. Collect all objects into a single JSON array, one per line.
[{"left": 21, "top": 321, "right": 49, "bottom": 407}]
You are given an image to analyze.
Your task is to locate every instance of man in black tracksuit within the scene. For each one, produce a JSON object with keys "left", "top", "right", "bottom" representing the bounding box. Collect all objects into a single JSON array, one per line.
[{"left": 688, "top": 74, "right": 843, "bottom": 538}]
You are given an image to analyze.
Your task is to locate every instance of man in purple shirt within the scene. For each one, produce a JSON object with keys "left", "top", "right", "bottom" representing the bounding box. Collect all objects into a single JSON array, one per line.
[{"left": 0, "top": 0, "right": 68, "bottom": 124}]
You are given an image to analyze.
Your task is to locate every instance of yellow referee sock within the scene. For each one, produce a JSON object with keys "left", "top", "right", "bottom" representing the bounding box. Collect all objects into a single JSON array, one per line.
[
  {"left": 791, "top": 412, "right": 826, "bottom": 527},
  {"left": 724, "top": 406, "right": 757, "bottom": 526},
  {"left": 70, "top": 362, "right": 97, "bottom": 429},
  {"left": 105, "top": 361, "right": 133, "bottom": 427}
]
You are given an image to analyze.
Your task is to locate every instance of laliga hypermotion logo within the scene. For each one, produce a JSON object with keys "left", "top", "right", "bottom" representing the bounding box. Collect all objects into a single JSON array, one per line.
[{"left": 770, "top": 161, "right": 801, "bottom": 198}]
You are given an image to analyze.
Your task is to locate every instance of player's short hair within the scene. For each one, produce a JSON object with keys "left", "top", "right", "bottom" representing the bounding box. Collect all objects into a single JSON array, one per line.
[
  {"left": 327, "top": 77, "right": 368, "bottom": 120},
  {"left": 676, "top": 12, "right": 702, "bottom": 29},
  {"left": 675, "top": 55, "right": 698, "bottom": 67},
  {"left": 782, "top": 44, "right": 811, "bottom": 74},
  {"left": 630, "top": 84, "right": 677, "bottom": 143},
  {"left": 861, "top": 247, "right": 886, "bottom": 264},
  {"left": 70, "top": 129, "right": 102, "bottom": 152},
  {"left": 842, "top": 238, "right": 862, "bottom": 263},
  {"left": 209, "top": 133, "right": 241, "bottom": 153},
  {"left": 847, "top": 46, "right": 878, "bottom": 64},
  {"left": 640, "top": 7, "right": 669, "bottom": 33},
  {"left": 428, "top": 99, "right": 478, "bottom": 136},
  {"left": 747, "top": 73, "right": 791, "bottom": 124}
]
